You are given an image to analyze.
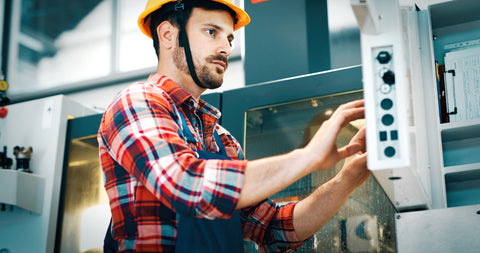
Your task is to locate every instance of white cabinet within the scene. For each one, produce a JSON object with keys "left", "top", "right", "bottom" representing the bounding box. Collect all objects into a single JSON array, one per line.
[
  {"left": 354, "top": 0, "right": 480, "bottom": 210},
  {"left": 354, "top": 0, "right": 480, "bottom": 251},
  {"left": 0, "top": 95, "right": 96, "bottom": 253}
]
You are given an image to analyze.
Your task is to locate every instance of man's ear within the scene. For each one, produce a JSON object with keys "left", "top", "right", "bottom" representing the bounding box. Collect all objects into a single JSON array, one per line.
[{"left": 157, "top": 21, "right": 177, "bottom": 49}]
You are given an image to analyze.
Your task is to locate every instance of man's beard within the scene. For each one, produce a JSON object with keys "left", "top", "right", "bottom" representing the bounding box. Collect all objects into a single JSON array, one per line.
[{"left": 173, "top": 45, "right": 228, "bottom": 89}]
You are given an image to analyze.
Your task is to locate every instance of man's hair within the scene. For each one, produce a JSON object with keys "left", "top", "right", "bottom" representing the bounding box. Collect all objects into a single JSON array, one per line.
[{"left": 149, "top": 0, "right": 237, "bottom": 58}]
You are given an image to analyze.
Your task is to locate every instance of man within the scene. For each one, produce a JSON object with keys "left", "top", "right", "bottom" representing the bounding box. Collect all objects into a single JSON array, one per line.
[{"left": 98, "top": 0, "right": 370, "bottom": 252}]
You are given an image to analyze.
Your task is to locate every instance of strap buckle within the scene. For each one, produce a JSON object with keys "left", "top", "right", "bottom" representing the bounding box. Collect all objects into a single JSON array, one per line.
[{"left": 175, "top": 0, "right": 184, "bottom": 12}]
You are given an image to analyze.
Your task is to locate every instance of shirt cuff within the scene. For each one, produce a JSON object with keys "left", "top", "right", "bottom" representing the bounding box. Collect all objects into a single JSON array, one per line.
[{"left": 278, "top": 202, "right": 304, "bottom": 246}]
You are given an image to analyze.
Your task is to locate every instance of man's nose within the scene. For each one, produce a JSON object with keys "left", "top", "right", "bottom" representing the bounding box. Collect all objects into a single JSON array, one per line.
[{"left": 217, "top": 38, "right": 232, "bottom": 57}]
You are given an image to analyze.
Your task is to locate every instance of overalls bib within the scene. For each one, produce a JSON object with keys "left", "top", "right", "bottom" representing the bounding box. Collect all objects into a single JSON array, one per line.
[
  {"left": 175, "top": 110, "right": 243, "bottom": 253},
  {"left": 103, "top": 109, "right": 244, "bottom": 253}
]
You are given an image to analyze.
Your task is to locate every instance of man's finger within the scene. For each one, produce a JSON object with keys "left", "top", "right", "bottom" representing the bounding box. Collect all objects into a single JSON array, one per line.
[{"left": 337, "top": 143, "right": 362, "bottom": 160}]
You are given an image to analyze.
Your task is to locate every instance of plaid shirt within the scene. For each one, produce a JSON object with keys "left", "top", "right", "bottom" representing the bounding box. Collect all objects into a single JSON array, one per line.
[{"left": 98, "top": 73, "right": 303, "bottom": 252}]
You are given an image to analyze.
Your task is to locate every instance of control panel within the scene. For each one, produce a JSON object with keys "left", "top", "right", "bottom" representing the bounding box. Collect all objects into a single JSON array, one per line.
[
  {"left": 351, "top": 0, "right": 432, "bottom": 211},
  {"left": 372, "top": 46, "right": 400, "bottom": 161}
]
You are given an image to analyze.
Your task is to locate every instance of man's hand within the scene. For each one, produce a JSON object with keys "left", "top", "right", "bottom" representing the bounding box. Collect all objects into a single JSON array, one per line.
[
  {"left": 293, "top": 126, "right": 370, "bottom": 241},
  {"left": 303, "top": 99, "right": 365, "bottom": 172},
  {"left": 338, "top": 127, "right": 370, "bottom": 189},
  {"left": 238, "top": 100, "right": 365, "bottom": 209}
]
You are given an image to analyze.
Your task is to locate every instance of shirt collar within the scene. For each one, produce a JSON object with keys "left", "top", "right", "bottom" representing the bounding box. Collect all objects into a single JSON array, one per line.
[
  {"left": 148, "top": 73, "right": 192, "bottom": 106},
  {"left": 147, "top": 73, "right": 222, "bottom": 120}
]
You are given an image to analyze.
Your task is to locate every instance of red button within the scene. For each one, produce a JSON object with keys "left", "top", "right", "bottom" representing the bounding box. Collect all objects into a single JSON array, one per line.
[{"left": 0, "top": 107, "right": 8, "bottom": 118}]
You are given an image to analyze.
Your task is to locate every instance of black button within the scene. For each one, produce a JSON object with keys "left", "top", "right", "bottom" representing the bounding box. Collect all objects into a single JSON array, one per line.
[
  {"left": 381, "top": 98, "right": 393, "bottom": 110},
  {"left": 391, "top": 130, "right": 398, "bottom": 140},
  {"left": 377, "top": 51, "right": 392, "bottom": 64},
  {"left": 384, "top": 147, "right": 396, "bottom": 157},
  {"left": 382, "top": 114, "right": 394, "bottom": 126},
  {"left": 382, "top": 70, "right": 395, "bottom": 85},
  {"left": 379, "top": 131, "right": 387, "bottom": 141}
]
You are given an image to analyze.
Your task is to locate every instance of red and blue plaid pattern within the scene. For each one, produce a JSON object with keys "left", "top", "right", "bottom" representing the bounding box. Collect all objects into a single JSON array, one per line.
[{"left": 98, "top": 74, "right": 303, "bottom": 252}]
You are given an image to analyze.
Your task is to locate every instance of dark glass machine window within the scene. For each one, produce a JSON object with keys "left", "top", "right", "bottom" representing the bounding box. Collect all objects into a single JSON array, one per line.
[
  {"left": 57, "top": 134, "right": 110, "bottom": 252},
  {"left": 244, "top": 91, "right": 397, "bottom": 252}
]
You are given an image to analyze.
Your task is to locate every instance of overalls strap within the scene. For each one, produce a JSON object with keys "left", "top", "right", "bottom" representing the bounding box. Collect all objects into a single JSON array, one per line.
[{"left": 175, "top": 109, "right": 243, "bottom": 253}]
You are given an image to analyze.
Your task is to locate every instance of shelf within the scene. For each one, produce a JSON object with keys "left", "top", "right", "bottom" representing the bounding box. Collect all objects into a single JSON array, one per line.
[
  {"left": 445, "top": 177, "right": 480, "bottom": 207},
  {"left": 442, "top": 136, "right": 480, "bottom": 167},
  {"left": 444, "top": 162, "right": 480, "bottom": 182},
  {"left": 440, "top": 119, "right": 480, "bottom": 142},
  {"left": 0, "top": 170, "right": 45, "bottom": 214}
]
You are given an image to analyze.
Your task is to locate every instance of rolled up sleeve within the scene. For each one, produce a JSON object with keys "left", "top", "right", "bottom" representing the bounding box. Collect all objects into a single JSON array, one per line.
[{"left": 241, "top": 200, "right": 305, "bottom": 252}]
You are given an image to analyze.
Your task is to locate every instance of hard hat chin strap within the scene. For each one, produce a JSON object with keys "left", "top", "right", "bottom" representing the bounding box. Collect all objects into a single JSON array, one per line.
[{"left": 175, "top": 0, "right": 207, "bottom": 89}]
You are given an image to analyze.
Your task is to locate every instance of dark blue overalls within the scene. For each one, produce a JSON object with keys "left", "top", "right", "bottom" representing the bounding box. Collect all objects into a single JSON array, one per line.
[
  {"left": 175, "top": 111, "right": 244, "bottom": 252},
  {"left": 104, "top": 110, "right": 244, "bottom": 252}
]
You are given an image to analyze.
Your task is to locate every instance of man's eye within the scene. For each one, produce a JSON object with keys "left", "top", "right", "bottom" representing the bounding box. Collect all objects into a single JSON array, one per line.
[{"left": 206, "top": 29, "right": 215, "bottom": 36}]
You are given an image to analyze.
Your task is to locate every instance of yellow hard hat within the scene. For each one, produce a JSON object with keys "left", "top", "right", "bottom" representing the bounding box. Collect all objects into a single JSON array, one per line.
[{"left": 138, "top": 0, "right": 250, "bottom": 39}]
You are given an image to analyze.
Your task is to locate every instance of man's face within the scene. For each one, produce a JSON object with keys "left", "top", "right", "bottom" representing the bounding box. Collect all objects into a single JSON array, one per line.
[{"left": 173, "top": 7, "right": 235, "bottom": 89}]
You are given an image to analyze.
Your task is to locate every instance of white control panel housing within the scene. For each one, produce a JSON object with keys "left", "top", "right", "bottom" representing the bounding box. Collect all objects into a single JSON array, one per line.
[{"left": 351, "top": 0, "right": 432, "bottom": 211}]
